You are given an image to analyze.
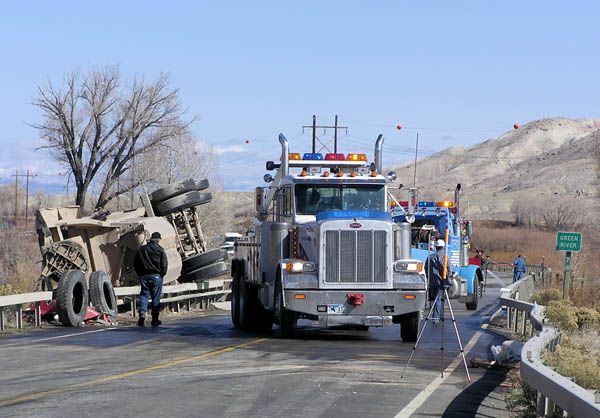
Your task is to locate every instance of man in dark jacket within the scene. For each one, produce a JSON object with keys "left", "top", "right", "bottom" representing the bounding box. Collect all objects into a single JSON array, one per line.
[
  {"left": 134, "top": 231, "right": 168, "bottom": 327},
  {"left": 425, "top": 239, "right": 452, "bottom": 323}
]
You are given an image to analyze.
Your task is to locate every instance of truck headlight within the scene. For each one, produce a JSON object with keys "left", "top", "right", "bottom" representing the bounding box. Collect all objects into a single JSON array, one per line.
[
  {"left": 394, "top": 260, "right": 423, "bottom": 273},
  {"left": 285, "top": 261, "right": 316, "bottom": 273}
]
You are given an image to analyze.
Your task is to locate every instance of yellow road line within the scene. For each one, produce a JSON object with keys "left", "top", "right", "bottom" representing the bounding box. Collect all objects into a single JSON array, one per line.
[{"left": 0, "top": 338, "right": 266, "bottom": 407}]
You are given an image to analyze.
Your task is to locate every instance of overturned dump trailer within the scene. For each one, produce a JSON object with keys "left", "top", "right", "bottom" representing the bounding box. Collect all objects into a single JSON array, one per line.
[{"left": 35, "top": 179, "right": 229, "bottom": 326}]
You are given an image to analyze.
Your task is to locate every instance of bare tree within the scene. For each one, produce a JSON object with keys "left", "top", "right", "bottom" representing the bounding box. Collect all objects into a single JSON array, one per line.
[
  {"left": 33, "top": 66, "right": 192, "bottom": 214},
  {"left": 134, "top": 135, "right": 220, "bottom": 194}
]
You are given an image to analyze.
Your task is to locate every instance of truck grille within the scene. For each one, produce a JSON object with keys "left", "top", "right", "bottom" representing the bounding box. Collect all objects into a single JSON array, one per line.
[{"left": 324, "top": 230, "right": 387, "bottom": 283}]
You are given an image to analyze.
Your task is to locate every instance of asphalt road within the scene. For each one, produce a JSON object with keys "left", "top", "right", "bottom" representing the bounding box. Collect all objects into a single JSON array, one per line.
[{"left": 0, "top": 272, "right": 512, "bottom": 418}]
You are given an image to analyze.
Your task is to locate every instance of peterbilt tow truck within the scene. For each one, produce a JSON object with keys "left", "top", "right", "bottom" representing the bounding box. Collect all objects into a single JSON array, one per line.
[
  {"left": 390, "top": 185, "right": 483, "bottom": 310},
  {"left": 230, "top": 133, "right": 426, "bottom": 341}
]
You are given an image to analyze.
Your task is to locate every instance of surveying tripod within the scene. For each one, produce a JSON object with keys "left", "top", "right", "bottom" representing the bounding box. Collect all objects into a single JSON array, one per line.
[{"left": 401, "top": 285, "right": 471, "bottom": 382}]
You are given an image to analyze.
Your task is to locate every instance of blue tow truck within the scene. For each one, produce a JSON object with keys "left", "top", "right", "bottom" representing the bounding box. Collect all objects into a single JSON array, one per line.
[{"left": 391, "top": 184, "right": 483, "bottom": 310}]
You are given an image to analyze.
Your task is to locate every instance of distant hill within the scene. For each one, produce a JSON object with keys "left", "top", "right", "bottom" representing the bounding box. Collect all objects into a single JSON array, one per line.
[{"left": 388, "top": 117, "right": 599, "bottom": 220}]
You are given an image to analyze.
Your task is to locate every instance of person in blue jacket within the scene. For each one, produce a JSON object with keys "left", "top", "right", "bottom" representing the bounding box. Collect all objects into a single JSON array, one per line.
[{"left": 513, "top": 254, "right": 526, "bottom": 283}]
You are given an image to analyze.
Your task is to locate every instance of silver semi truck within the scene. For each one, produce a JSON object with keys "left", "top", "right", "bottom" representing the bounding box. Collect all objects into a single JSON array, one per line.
[{"left": 230, "top": 134, "right": 426, "bottom": 341}]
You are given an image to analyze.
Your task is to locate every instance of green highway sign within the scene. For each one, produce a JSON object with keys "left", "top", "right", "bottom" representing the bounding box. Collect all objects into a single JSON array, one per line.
[{"left": 556, "top": 231, "right": 582, "bottom": 252}]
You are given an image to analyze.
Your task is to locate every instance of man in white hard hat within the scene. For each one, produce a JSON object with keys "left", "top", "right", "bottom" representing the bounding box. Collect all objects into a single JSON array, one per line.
[{"left": 425, "top": 239, "right": 453, "bottom": 323}]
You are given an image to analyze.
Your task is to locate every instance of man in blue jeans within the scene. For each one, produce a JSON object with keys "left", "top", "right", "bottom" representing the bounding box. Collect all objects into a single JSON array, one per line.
[{"left": 134, "top": 231, "right": 168, "bottom": 327}]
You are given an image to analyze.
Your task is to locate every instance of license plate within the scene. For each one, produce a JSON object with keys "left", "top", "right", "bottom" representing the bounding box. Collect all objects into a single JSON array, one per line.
[{"left": 327, "top": 304, "right": 345, "bottom": 314}]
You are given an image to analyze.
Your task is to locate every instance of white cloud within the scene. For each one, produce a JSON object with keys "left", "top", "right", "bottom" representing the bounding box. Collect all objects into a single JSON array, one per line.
[{"left": 213, "top": 145, "right": 246, "bottom": 155}]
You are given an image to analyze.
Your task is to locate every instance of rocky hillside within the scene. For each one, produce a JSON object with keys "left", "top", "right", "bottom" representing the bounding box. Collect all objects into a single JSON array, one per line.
[{"left": 388, "top": 117, "right": 599, "bottom": 220}]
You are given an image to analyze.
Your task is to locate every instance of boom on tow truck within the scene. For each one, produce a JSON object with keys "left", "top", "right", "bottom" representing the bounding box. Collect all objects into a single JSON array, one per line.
[{"left": 230, "top": 132, "right": 426, "bottom": 341}]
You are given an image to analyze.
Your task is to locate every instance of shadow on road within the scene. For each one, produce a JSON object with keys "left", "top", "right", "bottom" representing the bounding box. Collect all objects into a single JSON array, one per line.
[{"left": 442, "top": 367, "right": 509, "bottom": 418}]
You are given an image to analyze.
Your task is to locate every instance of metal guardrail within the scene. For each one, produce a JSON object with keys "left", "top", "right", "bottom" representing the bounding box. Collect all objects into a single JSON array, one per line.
[
  {"left": 499, "top": 274, "right": 600, "bottom": 417},
  {"left": 489, "top": 261, "right": 551, "bottom": 279},
  {"left": 115, "top": 279, "right": 231, "bottom": 317},
  {"left": 0, "top": 278, "right": 230, "bottom": 332}
]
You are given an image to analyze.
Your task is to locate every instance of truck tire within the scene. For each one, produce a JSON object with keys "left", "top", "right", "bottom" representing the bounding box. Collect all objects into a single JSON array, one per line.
[
  {"left": 179, "top": 261, "right": 228, "bottom": 282},
  {"left": 275, "top": 279, "right": 297, "bottom": 338},
  {"left": 231, "top": 271, "right": 241, "bottom": 328},
  {"left": 466, "top": 280, "right": 479, "bottom": 311},
  {"left": 56, "top": 270, "right": 89, "bottom": 327},
  {"left": 238, "top": 279, "right": 251, "bottom": 330},
  {"left": 181, "top": 249, "right": 228, "bottom": 275},
  {"left": 150, "top": 179, "right": 210, "bottom": 204},
  {"left": 89, "top": 271, "right": 117, "bottom": 318},
  {"left": 400, "top": 312, "right": 419, "bottom": 342},
  {"left": 154, "top": 191, "right": 212, "bottom": 216}
]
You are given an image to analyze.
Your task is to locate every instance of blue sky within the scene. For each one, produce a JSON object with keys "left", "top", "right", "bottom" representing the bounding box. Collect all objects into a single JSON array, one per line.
[{"left": 0, "top": 1, "right": 598, "bottom": 193}]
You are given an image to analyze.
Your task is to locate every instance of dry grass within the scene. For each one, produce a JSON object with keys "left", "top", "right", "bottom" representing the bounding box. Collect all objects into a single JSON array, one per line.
[
  {"left": 0, "top": 226, "right": 41, "bottom": 295},
  {"left": 473, "top": 223, "right": 600, "bottom": 307},
  {"left": 530, "top": 289, "right": 600, "bottom": 391},
  {"left": 544, "top": 332, "right": 600, "bottom": 391}
]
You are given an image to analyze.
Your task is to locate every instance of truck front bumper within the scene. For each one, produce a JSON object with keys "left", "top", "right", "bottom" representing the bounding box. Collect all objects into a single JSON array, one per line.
[{"left": 283, "top": 289, "right": 426, "bottom": 327}]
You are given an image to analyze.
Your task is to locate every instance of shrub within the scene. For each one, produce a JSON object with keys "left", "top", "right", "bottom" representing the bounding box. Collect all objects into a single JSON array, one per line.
[
  {"left": 544, "top": 337, "right": 600, "bottom": 391},
  {"left": 530, "top": 288, "right": 562, "bottom": 305},
  {"left": 546, "top": 300, "right": 578, "bottom": 332},
  {"left": 574, "top": 307, "right": 600, "bottom": 330}
]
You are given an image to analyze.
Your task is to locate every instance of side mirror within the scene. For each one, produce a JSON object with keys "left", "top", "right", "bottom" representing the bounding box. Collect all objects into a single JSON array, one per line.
[
  {"left": 387, "top": 171, "right": 397, "bottom": 182},
  {"left": 466, "top": 220, "right": 473, "bottom": 236},
  {"left": 263, "top": 174, "right": 273, "bottom": 183}
]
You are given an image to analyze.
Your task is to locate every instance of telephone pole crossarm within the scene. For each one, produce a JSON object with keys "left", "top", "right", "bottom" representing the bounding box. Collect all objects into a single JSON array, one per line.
[{"left": 301, "top": 115, "right": 348, "bottom": 155}]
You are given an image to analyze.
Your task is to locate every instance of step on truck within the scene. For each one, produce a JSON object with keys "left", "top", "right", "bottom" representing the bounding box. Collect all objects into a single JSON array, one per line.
[
  {"left": 230, "top": 133, "right": 426, "bottom": 341},
  {"left": 390, "top": 185, "right": 484, "bottom": 310}
]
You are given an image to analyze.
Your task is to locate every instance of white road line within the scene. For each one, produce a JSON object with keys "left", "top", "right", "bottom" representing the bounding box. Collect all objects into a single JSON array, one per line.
[
  {"left": 0, "top": 327, "right": 118, "bottom": 348},
  {"left": 393, "top": 328, "right": 485, "bottom": 418}
]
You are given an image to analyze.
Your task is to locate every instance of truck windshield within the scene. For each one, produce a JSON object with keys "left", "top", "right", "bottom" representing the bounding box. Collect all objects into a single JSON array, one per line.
[{"left": 295, "top": 184, "right": 385, "bottom": 215}]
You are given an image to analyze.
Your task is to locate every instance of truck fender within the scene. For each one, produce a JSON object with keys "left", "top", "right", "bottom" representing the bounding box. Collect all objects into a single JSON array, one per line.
[{"left": 455, "top": 265, "right": 482, "bottom": 296}]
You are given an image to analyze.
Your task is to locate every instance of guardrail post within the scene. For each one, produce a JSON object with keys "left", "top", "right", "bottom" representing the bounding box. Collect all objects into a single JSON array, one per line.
[
  {"left": 16, "top": 305, "right": 23, "bottom": 329},
  {"left": 34, "top": 302, "right": 41, "bottom": 327},
  {"left": 537, "top": 392, "right": 546, "bottom": 416},
  {"left": 0, "top": 306, "right": 4, "bottom": 331},
  {"left": 522, "top": 312, "right": 527, "bottom": 335},
  {"left": 546, "top": 398, "right": 555, "bottom": 416},
  {"left": 132, "top": 297, "right": 137, "bottom": 317}
]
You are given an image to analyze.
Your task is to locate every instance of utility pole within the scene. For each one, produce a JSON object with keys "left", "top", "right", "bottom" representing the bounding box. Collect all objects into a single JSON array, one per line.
[
  {"left": 11, "top": 170, "right": 37, "bottom": 229},
  {"left": 302, "top": 115, "right": 348, "bottom": 154},
  {"left": 14, "top": 170, "right": 18, "bottom": 227}
]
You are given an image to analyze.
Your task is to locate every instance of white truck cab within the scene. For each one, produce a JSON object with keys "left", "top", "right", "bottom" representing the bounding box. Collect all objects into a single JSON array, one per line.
[{"left": 230, "top": 133, "right": 426, "bottom": 341}]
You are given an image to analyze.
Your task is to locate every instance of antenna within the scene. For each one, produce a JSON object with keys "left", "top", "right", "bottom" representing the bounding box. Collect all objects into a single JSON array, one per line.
[
  {"left": 302, "top": 115, "right": 348, "bottom": 154},
  {"left": 413, "top": 133, "right": 419, "bottom": 187}
]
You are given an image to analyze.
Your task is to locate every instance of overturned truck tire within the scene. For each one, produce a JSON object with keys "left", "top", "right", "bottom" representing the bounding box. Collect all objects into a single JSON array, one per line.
[
  {"left": 89, "top": 271, "right": 117, "bottom": 319},
  {"left": 181, "top": 249, "right": 229, "bottom": 275},
  {"left": 56, "top": 270, "right": 89, "bottom": 327},
  {"left": 179, "top": 261, "right": 229, "bottom": 283},
  {"left": 150, "top": 179, "right": 210, "bottom": 204},
  {"left": 154, "top": 191, "right": 213, "bottom": 216}
]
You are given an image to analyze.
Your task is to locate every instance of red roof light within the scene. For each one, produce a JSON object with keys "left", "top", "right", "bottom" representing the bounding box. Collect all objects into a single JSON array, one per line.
[{"left": 325, "top": 153, "right": 346, "bottom": 161}]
